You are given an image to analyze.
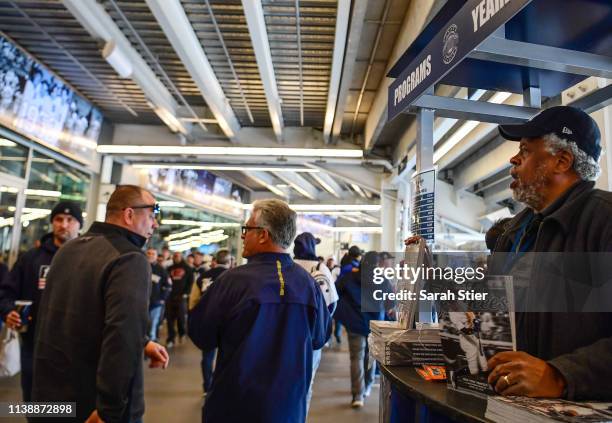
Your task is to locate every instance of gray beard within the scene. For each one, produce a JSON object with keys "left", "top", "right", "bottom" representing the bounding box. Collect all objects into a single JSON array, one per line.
[{"left": 511, "top": 165, "right": 548, "bottom": 210}]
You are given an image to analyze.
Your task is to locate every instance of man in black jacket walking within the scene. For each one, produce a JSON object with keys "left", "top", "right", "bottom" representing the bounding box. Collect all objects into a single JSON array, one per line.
[
  {"left": 32, "top": 185, "right": 169, "bottom": 423},
  {"left": 0, "top": 201, "right": 82, "bottom": 402},
  {"left": 487, "top": 106, "right": 612, "bottom": 401},
  {"left": 166, "top": 251, "right": 193, "bottom": 348}
]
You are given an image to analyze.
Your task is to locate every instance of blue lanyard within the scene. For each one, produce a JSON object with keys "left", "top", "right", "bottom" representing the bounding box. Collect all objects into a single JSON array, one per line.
[{"left": 502, "top": 215, "right": 535, "bottom": 273}]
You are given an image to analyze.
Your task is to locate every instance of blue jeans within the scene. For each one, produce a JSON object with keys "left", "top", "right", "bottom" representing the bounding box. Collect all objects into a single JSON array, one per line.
[
  {"left": 306, "top": 348, "right": 322, "bottom": 412},
  {"left": 201, "top": 349, "right": 216, "bottom": 393},
  {"left": 149, "top": 305, "right": 164, "bottom": 341}
]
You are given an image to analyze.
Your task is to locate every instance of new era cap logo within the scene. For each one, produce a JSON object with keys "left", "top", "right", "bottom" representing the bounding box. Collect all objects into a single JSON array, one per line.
[{"left": 562, "top": 127, "right": 573, "bottom": 135}]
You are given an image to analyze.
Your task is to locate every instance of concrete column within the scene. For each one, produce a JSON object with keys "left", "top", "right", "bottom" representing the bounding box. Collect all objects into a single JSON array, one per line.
[{"left": 96, "top": 155, "right": 115, "bottom": 222}]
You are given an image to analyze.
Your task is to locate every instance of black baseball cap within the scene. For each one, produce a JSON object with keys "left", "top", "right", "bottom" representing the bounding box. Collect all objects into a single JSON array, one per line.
[
  {"left": 348, "top": 245, "right": 363, "bottom": 258},
  {"left": 50, "top": 201, "right": 83, "bottom": 228},
  {"left": 498, "top": 106, "right": 601, "bottom": 161}
]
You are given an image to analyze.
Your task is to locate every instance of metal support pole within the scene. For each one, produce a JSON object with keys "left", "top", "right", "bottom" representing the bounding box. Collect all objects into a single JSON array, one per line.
[
  {"left": 416, "top": 108, "right": 435, "bottom": 172},
  {"left": 523, "top": 86, "right": 542, "bottom": 108}
]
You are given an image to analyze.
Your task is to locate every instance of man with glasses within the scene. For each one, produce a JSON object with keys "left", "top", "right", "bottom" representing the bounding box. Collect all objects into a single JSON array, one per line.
[
  {"left": 32, "top": 185, "right": 169, "bottom": 423},
  {"left": 189, "top": 199, "right": 331, "bottom": 423}
]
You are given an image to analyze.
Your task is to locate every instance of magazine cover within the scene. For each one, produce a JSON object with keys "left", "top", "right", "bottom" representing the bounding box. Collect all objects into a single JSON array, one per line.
[
  {"left": 486, "top": 396, "right": 612, "bottom": 423},
  {"left": 437, "top": 275, "right": 515, "bottom": 397}
]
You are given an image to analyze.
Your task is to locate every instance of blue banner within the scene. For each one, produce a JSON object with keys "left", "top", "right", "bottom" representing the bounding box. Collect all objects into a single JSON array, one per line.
[{"left": 388, "top": 0, "right": 532, "bottom": 122}]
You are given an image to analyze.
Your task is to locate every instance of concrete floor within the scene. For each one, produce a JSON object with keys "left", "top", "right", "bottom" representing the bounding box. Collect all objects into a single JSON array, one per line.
[{"left": 0, "top": 332, "right": 379, "bottom": 422}]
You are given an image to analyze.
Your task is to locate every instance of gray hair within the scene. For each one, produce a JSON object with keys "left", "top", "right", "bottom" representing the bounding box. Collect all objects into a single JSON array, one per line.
[
  {"left": 252, "top": 199, "right": 297, "bottom": 249},
  {"left": 543, "top": 133, "right": 601, "bottom": 181}
]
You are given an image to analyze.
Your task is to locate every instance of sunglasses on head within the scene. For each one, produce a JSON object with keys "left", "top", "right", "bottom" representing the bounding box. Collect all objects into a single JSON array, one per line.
[{"left": 126, "top": 203, "right": 161, "bottom": 215}]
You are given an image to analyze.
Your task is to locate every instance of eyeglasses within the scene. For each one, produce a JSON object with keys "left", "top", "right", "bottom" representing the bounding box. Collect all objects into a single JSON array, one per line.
[
  {"left": 241, "top": 225, "right": 264, "bottom": 235},
  {"left": 126, "top": 203, "right": 161, "bottom": 215}
]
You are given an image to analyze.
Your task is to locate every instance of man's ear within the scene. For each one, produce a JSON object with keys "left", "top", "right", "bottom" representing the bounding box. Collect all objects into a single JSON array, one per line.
[
  {"left": 555, "top": 150, "right": 575, "bottom": 174},
  {"left": 123, "top": 208, "right": 134, "bottom": 224}
]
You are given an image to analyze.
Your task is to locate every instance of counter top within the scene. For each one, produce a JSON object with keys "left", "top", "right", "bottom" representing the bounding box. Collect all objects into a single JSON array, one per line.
[{"left": 379, "top": 365, "right": 493, "bottom": 423}]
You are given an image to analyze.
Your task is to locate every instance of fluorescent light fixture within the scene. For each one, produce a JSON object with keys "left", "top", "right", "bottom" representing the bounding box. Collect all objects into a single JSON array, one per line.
[
  {"left": 97, "top": 145, "right": 363, "bottom": 158},
  {"left": 0, "top": 138, "right": 16, "bottom": 147},
  {"left": 25, "top": 189, "right": 62, "bottom": 197},
  {"left": 102, "top": 41, "right": 133, "bottom": 78},
  {"left": 330, "top": 226, "right": 382, "bottom": 233},
  {"left": 132, "top": 164, "right": 319, "bottom": 173},
  {"left": 358, "top": 212, "right": 379, "bottom": 224},
  {"left": 310, "top": 173, "right": 339, "bottom": 197},
  {"left": 285, "top": 181, "right": 314, "bottom": 200},
  {"left": 433, "top": 91, "right": 512, "bottom": 164},
  {"left": 246, "top": 174, "right": 286, "bottom": 197},
  {"left": 158, "top": 201, "right": 185, "bottom": 208},
  {"left": 297, "top": 211, "right": 378, "bottom": 224},
  {"left": 489, "top": 91, "right": 512, "bottom": 104},
  {"left": 165, "top": 227, "right": 205, "bottom": 241},
  {"left": 168, "top": 229, "right": 226, "bottom": 246},
  {"left": 350, "top": 183, "right": 366, "bottom": 198},
  {"left": 22, "top": 208, "right": 51, "bottom": 214},
  {"left": 0, "top": 186, "right": 19, "bottom": 193},
  {"left": 282, "top": 204, "right": 381, "bottom": 212},
  {"left": 151, "top": 106, "right": 188, "bottom": 135},
  {"left": 160, "top": 219, "right": 240, "bottom": 227},
  {"left": 433, "top": 120, "right": 479, "bottom": 163}
]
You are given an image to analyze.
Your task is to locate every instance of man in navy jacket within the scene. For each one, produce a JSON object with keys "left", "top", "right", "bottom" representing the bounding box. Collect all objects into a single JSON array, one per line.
[{"left": 189, "top": 199, "right": 331, "bottom": 423}]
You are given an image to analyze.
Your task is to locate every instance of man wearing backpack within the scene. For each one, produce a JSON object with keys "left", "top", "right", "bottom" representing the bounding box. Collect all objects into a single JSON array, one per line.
[{"left": 293, "top": 232, "right": 338, "bottom": 412}]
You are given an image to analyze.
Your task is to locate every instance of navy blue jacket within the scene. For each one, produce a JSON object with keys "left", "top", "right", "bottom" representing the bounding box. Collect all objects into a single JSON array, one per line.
[
  {"left": 0, "top": 233, "right": 58, "bottom": 350},
  {"left": 334, "top": 271, "right": 384, "bottom": 337},
  {"left": 188, "top": 252, "right": 331, "bottom": 423}
]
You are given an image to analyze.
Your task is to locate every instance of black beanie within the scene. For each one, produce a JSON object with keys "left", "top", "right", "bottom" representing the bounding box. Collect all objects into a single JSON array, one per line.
[{"left": 50, "top": 201, "right": 83, "bottom": 228}]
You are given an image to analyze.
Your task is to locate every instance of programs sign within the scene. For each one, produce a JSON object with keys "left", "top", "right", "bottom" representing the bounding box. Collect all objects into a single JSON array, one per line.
[{"left": 388, "top": 0, "right": 532, "bottom": 122}]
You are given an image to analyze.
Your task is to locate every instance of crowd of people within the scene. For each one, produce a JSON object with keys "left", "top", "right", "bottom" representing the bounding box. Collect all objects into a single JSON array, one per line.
[
  {"left": 0, "top": 187, "right": 394, "bottom": 422},
  {"left": 0, "top": 105, "right": 608, "bottom": 422}
]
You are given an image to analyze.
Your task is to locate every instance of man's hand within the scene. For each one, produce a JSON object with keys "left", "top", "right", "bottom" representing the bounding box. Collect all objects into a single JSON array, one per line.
[
  {"left": 4, "top": 311, "right": 21, "bottom": 329},
  {"left": 487, "top": 351, "right": 566, "bottom": 397},
  {"left": 144, "top": 341, "right": 169, "bottom": 369},
  {"left": 85, "top": 410, "right": 105, "bottom": 423}
]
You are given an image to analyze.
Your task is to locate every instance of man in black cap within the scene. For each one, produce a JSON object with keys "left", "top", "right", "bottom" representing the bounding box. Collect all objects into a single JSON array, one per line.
[
  {"left": 0, "top": 200, "right": 83, "bottom": 402},
  {"left": 487, "top": 106, "right": 612, "bottom": 400}
]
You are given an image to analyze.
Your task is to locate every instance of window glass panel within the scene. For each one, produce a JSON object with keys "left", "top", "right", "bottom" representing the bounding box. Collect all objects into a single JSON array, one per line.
[
  {"left": 0, "top": 187, "right": 18, "bottom": 262},
  {"left": 0, "top": 137, "right": 28, "bottom": 178},
  {"left": 19, "top": 151, "right": 90, "bottom": 252}
]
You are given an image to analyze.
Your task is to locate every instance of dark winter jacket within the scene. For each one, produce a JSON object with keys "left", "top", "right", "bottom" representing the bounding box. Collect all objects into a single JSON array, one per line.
[
  {"left": 32, "top": 222, "right": 150, "bottom": 423},
  {"left": 490, "top": 181, "right": 612, "bottom": 401},
  {"left": 335, "top": 270, "right": 384, "bottom": 337},
  {"left": 149, "top": 263, "right": 171, "bottom": 308},
  {"left": 0, "top": 233, "right": 58, "bottom": 350},
  {"left": 167, "top": 261, "right": 194, "bottom": 301}
]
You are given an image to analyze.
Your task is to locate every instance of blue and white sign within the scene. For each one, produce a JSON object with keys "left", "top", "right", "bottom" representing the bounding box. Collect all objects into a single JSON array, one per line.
[
  {"left": 388, "top": 0, "right": 532, "bottom": 122},
  {"left": 411, "top": 169, "right": 435, "bottom": 242}
]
